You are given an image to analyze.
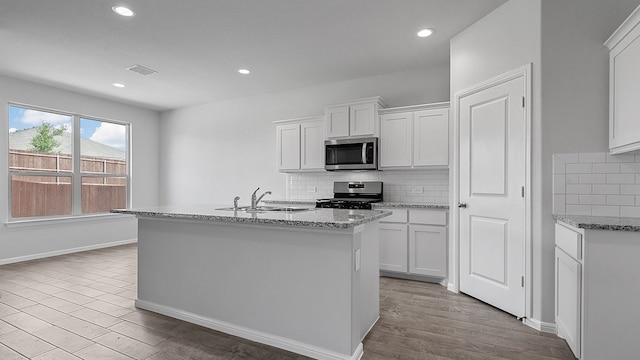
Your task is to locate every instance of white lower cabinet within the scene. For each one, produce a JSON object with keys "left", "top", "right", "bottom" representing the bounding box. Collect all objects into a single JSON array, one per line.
[
  {"left": 555, "top": 220, "right": 640, "bottom": 359},
  {"left": 378, "top": 207, "right": 447, "bottom": 281},
  {"left": 409, "top": 225, "right": 447, "bottom": 277},
  {"left": 555, "top": 224, "right": 582, "bottom": 358},
  {"left": 379, "top": 223, "right": 407, "bottom": 272}
]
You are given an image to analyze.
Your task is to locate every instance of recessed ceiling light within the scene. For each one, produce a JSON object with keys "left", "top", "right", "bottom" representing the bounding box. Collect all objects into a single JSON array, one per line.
[
  {"left": 238, "top": 69, "right": 251, "bottom": 75},
  {"left": 113, "top": 83, "right": 125, "bottom": 88},
  {"left": 112, "top": 6, "right": 135, "bottom": 17},
  {"left": 417, "top": 28, "right": 434, "bottom": 38}
]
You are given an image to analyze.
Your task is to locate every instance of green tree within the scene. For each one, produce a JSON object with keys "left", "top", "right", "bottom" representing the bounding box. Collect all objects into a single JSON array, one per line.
[{"left": 29, "top": 121, "right": 65, "bottom": 153}]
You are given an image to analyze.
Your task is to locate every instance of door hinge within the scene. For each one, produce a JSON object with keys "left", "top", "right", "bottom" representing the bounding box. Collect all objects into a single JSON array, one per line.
[
  {"left": 522, "top": 96, "right": 525, "bottom": 108},
  {"left": 521, "top": 186, "right": 525, "bottom": 198},
  {"left": 521, "top": 276, "right": 525, "bottom": 287}
]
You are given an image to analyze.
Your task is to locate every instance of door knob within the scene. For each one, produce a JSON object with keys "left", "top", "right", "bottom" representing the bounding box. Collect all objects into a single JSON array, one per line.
[{"left": 458, "top": 202, "right": 467, "bottom": 208}]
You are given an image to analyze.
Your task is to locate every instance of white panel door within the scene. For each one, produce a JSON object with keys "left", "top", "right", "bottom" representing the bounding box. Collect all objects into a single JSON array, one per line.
[
  {"left": 276, "top": 124, "right": 300, "bottom": 171},
  {"left": 379, "top": 223, "right": 408, "bottom": 273},
  {"left": 459, "top": 74, "right": 526, "bottom": 317},
  {"left": 300, "top": 120, "right": 324, "bottom": 170},
  {"left": 413, "top": 109, "right": 449, "bottom": 166},
  {"left": 350, "top": 102, "right": 376, "bottom": 137},
  {"left": 409, "top": 225, "right": 447, "bottom": 277},
  {"left": 379, "top": 112, "right": 412, "bottom": 167}
]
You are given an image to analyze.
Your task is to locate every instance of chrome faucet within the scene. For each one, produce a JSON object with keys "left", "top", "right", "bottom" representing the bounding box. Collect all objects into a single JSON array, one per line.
[
  {"left": 251, "top": 187, "right": 271, "bottom": 209},
  {"left": 233, "top": 196, "right": 240, "bottom": 210}
]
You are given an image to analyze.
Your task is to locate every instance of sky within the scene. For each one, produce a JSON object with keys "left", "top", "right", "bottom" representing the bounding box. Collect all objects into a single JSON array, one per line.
[{"left": 8, "top": 106, "right": 126, "bottom": 151}]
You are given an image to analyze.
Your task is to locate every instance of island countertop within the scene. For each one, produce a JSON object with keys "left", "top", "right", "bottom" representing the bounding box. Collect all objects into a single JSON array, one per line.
[{"left": 111, "top": 205, "right": 391, "bottom": 230}]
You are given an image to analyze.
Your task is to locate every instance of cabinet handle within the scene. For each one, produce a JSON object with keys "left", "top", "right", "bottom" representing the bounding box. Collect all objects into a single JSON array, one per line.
[{"left": 458, "top": 202, "right": 468, "bottom": 208}]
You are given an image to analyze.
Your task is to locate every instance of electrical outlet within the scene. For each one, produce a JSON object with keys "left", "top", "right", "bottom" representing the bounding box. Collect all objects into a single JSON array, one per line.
[
  {"left": 412, "top": 186, "right": 423, "bottom": 194},
  {"left": 307, "top": 186, "right": 317, "bottom": 193}
]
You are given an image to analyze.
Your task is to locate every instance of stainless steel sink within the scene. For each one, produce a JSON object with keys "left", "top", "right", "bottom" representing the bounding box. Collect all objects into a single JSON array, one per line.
[{"left": 216, "top": 206, "right": 312, "bottom": 213}]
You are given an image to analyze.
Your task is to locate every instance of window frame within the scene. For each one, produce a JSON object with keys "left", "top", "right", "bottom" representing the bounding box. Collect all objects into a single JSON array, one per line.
[{"left": 7, "top": 103, "right": 131, "bottom": 223}]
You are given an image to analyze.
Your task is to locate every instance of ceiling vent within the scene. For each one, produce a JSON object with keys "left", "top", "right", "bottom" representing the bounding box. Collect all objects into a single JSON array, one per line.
[{"left": 126, "top": 64, "right": 157, "bottom": 76}]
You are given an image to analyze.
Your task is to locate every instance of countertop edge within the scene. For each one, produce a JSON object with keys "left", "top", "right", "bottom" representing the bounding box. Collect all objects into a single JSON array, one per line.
[
  {"left": 373, "top": 203, "right": 449, "bottom": 209},
  {"left": 554, "top": 214, "right": 640, "bottom": 232},
  {"left": 111, "top": 209, "right": 391, "bottom": 230}
]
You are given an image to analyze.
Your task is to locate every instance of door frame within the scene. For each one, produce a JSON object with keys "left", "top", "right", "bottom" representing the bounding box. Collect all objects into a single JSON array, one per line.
[{"left": 449, "top": 64, "right": 532, "bottom": 319}]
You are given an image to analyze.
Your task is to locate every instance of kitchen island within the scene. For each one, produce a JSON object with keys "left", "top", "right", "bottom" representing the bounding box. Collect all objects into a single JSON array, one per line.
[{"left": 111, "top": 205, "right": 390, "bottom": 360}]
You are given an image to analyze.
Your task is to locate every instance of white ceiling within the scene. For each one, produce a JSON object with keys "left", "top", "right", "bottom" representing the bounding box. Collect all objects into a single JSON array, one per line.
[{"left": 0, "top": 0, "right": 506, "bottom": 111}]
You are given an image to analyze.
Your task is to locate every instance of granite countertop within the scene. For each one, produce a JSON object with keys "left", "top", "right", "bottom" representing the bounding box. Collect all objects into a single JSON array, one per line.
[
  {"left": 554, "top": 214, "right": 640, "bottom": 232},
  {"left": 373, "top": 202, "right": 449, "bottom": 209},
  {"left": 111, "top": 205, "right": 390, "bottom": 230}
]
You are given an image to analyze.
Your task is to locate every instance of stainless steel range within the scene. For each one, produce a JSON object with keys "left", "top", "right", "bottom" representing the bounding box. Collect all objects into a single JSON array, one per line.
[{"left": 315, "top": 181, "right": 383, "bottom": 210}]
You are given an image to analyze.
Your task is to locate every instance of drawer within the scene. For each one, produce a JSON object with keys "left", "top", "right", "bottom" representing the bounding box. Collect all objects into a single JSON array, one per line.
[
  {"left": 555, "top": 223, "right": 583, "bottom": 261},
  {"left": 379, "top": 208, "right": 408, "bottom": 223},
  {"left": 409, "top": 209, "right": 447, "bottom": 226}
]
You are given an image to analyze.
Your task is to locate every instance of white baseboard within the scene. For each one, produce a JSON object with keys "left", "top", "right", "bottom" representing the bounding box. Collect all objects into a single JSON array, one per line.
[
  {"left": 135, "top": 299, "right": 363, "bottom": 360},
  {"left": 523, "top": 318, "right": 557, "bottom": 334},
  {"left": 447, "top": 282, "right": 459, "bottom": 293},
  {"left": 0, "top": 238, "right": 137, "bottom": 265}
]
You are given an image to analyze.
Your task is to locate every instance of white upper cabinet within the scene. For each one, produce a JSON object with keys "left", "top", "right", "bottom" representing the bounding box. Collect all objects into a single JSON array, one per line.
[
  {"left": 325, "top": 97, "right": 385, "bottom": 139},
  {"left": 300, "top": 121, "right": 325, "bottom": 170},
  {"left": 379, "top": 112, "right": 413, "bottom": 167},
  {"left": 379, "top": 103, "right": 449, "bottom": 169},
  {"left": 413, "top": 109, "right": 449, "bottom": 166},
  {"left": 275, "top": 117, "right": 324, "bottom": 172},
  {"left": 605, "top": 5, "right": 640, "bottom": 154}
]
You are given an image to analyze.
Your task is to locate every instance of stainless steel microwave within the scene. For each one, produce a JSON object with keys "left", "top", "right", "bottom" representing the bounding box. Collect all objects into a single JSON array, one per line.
[{"left": 325, "top": 137, "right": 378, "bottom": 171}]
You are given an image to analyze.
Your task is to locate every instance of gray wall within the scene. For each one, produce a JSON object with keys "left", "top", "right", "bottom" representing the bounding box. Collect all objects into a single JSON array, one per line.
[
  {"left": 0, "top": 75, "right": 161, "bottom": 264},
  {"left": 451, "top": 0, "right": 640, "bottom": 325},
  {"left": 159, "top": 65, "right": 450, "bottom": 206}
]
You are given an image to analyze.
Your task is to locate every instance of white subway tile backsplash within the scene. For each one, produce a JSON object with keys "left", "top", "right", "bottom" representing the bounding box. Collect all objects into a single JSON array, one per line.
[
  {"left": 579, "top": 195, "right": 606, "bottom": 205},
  {"left": 621, "top": 184, "right": 640, "bottom": 195},
  {"left": 592, "top": 184, "right": 620, "bottom": 195},
  {"left": 620, "top": 163, "right": 640, "bottom": 173},
  {"left": 553, "top": 175, "right": 565, "bottom": 194},
  {"left": 566, "top": 163, "right": 592, "bottom": 174},
  {"left": 566, "top": 205, "right": 591, "bottom": 216},
  {"left": 607, "top": 195, "right": 636, "bottom": 206},
  {"left": 621, "top": 206, "right": 640, "bottom": 217},
  {"left": 285, "top": 169, "right": 449, "bottom": 204},
  {"left": 606, "top": 154, "right": 635, "bottom": 163},
  {"left": 579, "top": 174, "right": 606, "bottom": 184},
  {"left": 607, "top": 173, "right": 636, "bottom": 184},
  {"left": 554, "top": 195, "right": 565, "bottom": 214},
  {"left": 566, "top": 195, "right": 580, "bottom": 204},
  {"left": 566, "top": 174, "right": 580, "bottom": 184},
  {"left": 579, "top": 153, "right": 606, "bottom": 163},
  {"left": 566, "top": 184, "right": 591, "bottom": 194},
  {"left": 553, "top": 152, "right": 640, "bottom": 218},
  {"left": 592, "top": 206, "right": 620, "bottom": 217},
  {"left": 592, "top": 163, "right": 620, "bottom": 173}
]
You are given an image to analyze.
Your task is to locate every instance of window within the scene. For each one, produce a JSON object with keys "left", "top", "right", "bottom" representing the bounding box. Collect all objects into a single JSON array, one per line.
[{"left": 8, "top": 104, "right": 130, "bottom": 220}]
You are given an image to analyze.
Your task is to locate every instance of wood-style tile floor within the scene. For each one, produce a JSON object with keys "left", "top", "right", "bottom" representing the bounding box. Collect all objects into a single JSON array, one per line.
[{"left": 0, "top": 244, "right": 575, "bottom": 360}]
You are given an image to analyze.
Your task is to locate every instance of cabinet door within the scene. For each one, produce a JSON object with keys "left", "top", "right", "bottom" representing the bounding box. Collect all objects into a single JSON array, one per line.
[
  {"left": 300, "top": 121, "right": 324, "bottom": 170},
  {"left": 350, "top": 102, "right": 376, "bottom": 137},
  {"left": 555, "top": 247, "right": 581, "bottom": 359},
  {"left": 379, "top": 223, "right": 408, "bottom": 273},
  {"left": 276, "top": 124, "right": 300, "bottom": 171},
  {"left": 326, "top": 106, "right": 350, "bottom": 138},
  {"left": 413, "top": 109, "right": 449, "bottom": 166},
  {"left": 409, "top": 225, "right": 447, "bottom": 277},
  {"left": 379, "top": 112, "right": 413, "bottom": 168}
]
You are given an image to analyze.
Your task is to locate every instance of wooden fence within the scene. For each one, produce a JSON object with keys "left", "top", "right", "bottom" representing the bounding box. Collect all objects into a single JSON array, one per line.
[{"left": 9, "top": 150, "right": 126, "bottom": 218}]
